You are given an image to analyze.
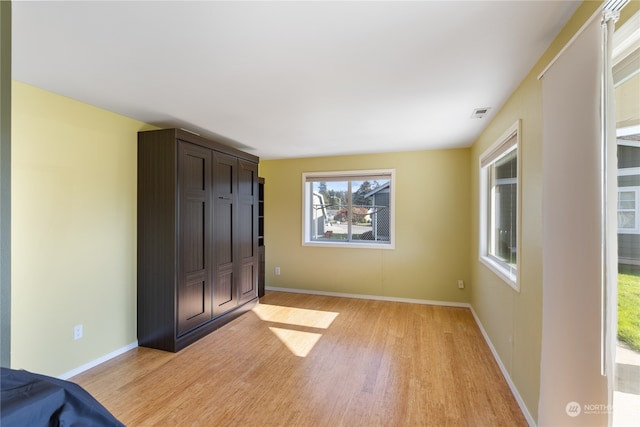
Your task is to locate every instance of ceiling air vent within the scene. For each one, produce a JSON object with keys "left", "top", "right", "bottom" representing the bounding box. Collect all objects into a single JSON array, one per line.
[{"left": 471, "top": 107, "right": 491, "bottom": 119}]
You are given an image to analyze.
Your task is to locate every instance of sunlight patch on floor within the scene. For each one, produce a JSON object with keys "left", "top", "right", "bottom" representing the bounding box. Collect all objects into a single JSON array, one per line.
[
  {"left": 253, "top": 303, "right": 339, "bottom": 357},
  {"left": 269, "top": 327, "right": 323, "bottom": 357},
  {"left": 252, "top": 303, "right": 339, "bottom": 329}
]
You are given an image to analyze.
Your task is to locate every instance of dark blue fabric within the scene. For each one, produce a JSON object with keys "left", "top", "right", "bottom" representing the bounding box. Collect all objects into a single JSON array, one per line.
[{"left": 1, "top": 367, "right": 125, "bottom": 427}]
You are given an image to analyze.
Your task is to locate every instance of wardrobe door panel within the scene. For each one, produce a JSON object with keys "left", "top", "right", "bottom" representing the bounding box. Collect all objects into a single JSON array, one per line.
[
  {"left": 213, "top": 152, "right": 238, "bottom": 314},
  {"left": 239, "top": 263, "right": 255, "bottom": 297},
  {"left": 177, "top": 142, "right": 213, "bottom": 335},
  {"left": 183, "top": 200, "right": 205, "bottom": 272},
  {"left": 237, "top": 160, "right": 258, "bottom": 302},
  {"left": 181, "top": 279, "right": 206, "bottom": 321}
]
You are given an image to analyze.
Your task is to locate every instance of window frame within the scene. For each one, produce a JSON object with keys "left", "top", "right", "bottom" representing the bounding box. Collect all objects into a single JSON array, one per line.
[
  {"left": 302, "top": 169, "right": 396, "bottom": 249},
  {"left": 479, "top": 120, "right": 521, "bottom": 291},
  {"left": 617, "top": 186, "right": 640, "bottom": 234}
]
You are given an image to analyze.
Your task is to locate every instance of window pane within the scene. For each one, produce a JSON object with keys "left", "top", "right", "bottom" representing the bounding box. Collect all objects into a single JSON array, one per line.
[
  {"left": 619, "top": 191, "right": 635, "bottom": 201},
  {"left": 489, "top": 149, "right": 517, "bottom": 266},
  {"left": 618, "top": 211, "right": 636, "bottom": 229},
  {"left": 310, "top": 181, "right": 347, "bottom": 242},
  {"left": 351, "top": 179, "right": 390, "bottom": 242},
  {"left": 619, "top": 191, "right": 636, "bottom": 209}
]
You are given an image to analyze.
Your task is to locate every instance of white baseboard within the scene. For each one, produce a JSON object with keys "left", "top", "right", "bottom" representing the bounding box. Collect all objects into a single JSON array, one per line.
[
  {"left": 469, "top": 307, "right": 536, "bottom": 427},
  {"left": 58, "top": 341, "right": 138, "bottom": 380},
  {"left": 265, "top": 286, "right": 471, "bottom": 308}
]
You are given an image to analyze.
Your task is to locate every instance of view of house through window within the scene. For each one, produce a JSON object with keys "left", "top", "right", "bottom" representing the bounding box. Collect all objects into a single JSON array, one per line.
[{"left": 303, "top": 170, "right": 394, "bottom": 247}]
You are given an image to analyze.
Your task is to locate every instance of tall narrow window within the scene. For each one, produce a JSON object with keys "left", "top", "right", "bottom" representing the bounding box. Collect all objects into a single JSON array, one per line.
[
  {"left": 302, "top": 170, "right": 395, "bottom": 248},
  {"left": 479, "top": 120, "right": 520, "bottom": 290}
]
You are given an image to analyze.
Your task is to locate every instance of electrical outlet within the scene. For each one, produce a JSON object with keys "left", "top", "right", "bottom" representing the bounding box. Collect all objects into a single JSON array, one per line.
[
  {"left": 74, "top": 324, "right": 83, "bottom": 340},
  {"left": 275, "top": 267, "right": 281, "bottom": 275},
  {"left": 457, "top": 280, "right": 464, "bottom": 289}
]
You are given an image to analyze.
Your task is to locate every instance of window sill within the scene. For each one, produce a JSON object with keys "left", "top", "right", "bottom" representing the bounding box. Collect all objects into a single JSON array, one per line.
[
  {"left": 480, "top": 255, "right": 519, "bottom": 292},
  {"left": 303, "top": 241, "right": 395, "bottom": 250}
]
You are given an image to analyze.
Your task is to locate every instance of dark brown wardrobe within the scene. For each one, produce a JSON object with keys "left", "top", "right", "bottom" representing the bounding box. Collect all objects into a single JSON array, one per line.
[{"left": 137, "top": 128, "right": 259, "bottom": 352}]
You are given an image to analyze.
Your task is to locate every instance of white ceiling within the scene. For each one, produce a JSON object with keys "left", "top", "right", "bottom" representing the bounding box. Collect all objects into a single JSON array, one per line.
[{"left": 12, "top": 1, "right": 581, "bottom": 160}]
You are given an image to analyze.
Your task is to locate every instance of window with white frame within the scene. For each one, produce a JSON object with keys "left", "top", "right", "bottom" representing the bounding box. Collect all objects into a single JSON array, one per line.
[
  {"left": 479, "top": 120, "right": 520, "bottom": 290},
  {"left": 302, "top": 170, "right": 395, "bottom": 248},
  {"left": 618, "top": 186, "right": 640, "bottom": 234}
]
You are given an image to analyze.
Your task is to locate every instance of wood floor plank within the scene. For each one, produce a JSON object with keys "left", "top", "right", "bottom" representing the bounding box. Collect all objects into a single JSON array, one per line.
[{"left": 71, "top": 292, "right": 528, "bottom": 426}]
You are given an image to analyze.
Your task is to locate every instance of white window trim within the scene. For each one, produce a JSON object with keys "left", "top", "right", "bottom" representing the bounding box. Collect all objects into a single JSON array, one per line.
[
  {"left": 302, "top": 169, "right": 395, "bottom": 249},
  {"left": 618, "top": 167, "right": 640, "bottom": 176},
  {"left": 479, "top": 120, "right": 521, "bottom": 291},
  {"left": 618, "top": 186, "right": 640, "bottom": 234}
]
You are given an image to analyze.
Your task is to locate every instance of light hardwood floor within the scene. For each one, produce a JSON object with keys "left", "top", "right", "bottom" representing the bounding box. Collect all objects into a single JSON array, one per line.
[{"left": 72, "top": 292, "right": 528, "bottom": 426}]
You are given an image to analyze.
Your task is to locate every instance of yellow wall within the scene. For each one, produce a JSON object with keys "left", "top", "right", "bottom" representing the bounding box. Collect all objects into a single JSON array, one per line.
[
  {"left": 11, "top": 81, "right": 154, "bottom": 376},
  {"left": 259, "top": 148, "right": 470, "bottom": 302}
]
